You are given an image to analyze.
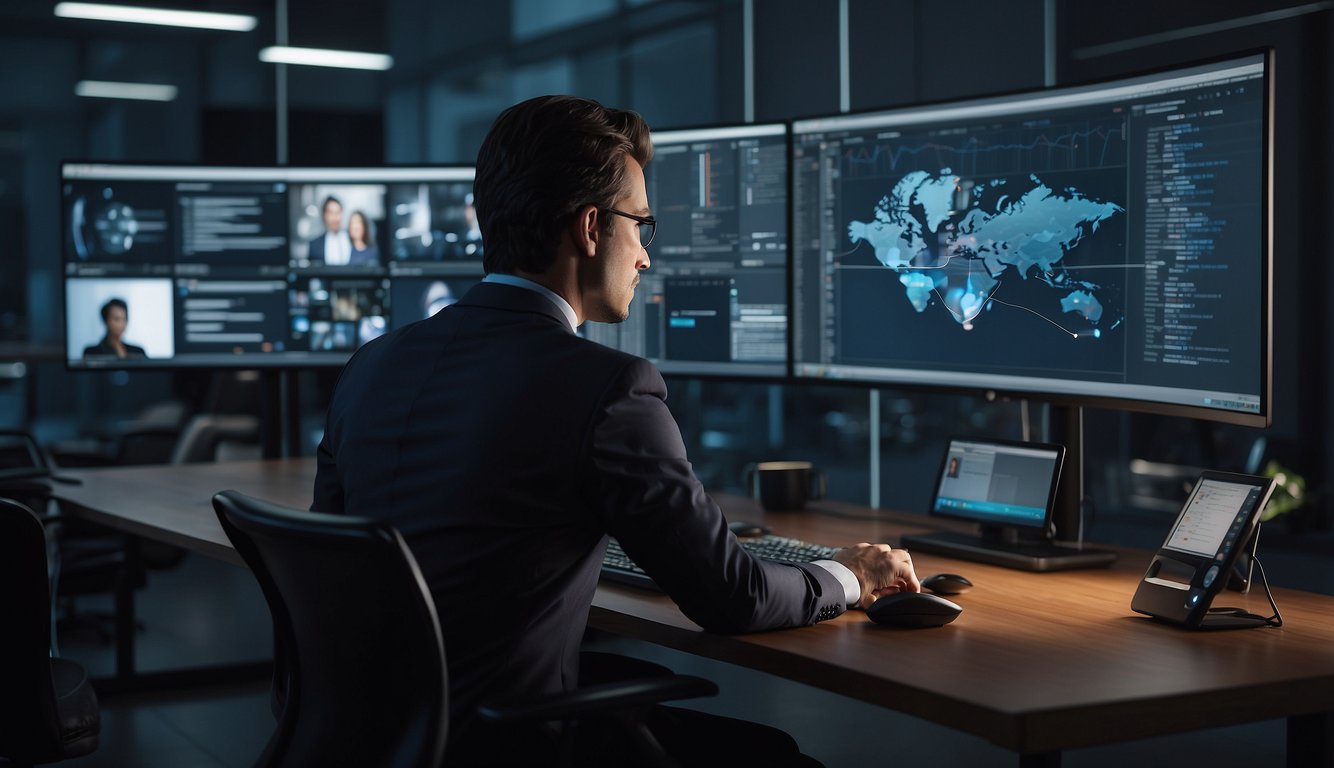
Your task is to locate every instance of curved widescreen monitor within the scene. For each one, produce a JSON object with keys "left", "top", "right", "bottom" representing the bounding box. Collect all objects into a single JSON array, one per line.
[
  {"left": 791, "top": 52, "right": 1272, "bottom": 426},
  {"left": 62, "top": 164, "right": 482, "bottom": 369},
  {"left": 581, "top": 122, "right": 790, "bottom": 378}
]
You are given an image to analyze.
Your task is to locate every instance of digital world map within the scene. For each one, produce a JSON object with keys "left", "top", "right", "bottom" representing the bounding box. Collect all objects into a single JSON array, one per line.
[{"left": 847, "top": 169, "right": 1124, "bottom": 336}]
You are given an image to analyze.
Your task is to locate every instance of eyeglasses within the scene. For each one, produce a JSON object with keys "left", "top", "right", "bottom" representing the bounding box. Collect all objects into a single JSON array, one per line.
[{"left": 602, "top": 208, "right": 656, "bottom": 248}]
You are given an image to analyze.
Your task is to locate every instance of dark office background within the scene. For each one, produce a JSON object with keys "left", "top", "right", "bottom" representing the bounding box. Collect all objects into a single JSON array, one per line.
[
  {"left": 1, "top": 0, "right": 1331, "bottom": 549},
  {"left": 2, "top": 3, "right": 1331, "bottom": 767}
]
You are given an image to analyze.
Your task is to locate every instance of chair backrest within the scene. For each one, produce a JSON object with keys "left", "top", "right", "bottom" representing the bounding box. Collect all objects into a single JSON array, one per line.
[
  {"left": 211, "top": 490, "right": 449, "bottom": 768},
  {"left": 0, "top": 497, "right": 65, "bottom": 761},
  {"left": 0, "top": 430, "right": 51, "bottom": 483},
  {"left": 171, "top": 415, "right": 261, "bottom": 465}
]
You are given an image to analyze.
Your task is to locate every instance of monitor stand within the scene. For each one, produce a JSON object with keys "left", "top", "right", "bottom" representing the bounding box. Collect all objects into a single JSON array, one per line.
[{"left": 900, "top": 524, "right": 1117, "bottom": 573}]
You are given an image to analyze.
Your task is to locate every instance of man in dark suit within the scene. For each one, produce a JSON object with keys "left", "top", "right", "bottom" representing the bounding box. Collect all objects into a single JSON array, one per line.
[
  {"left": 313, "top": 95, "right": 920, "bottom": 766},
  {"left": 306, "top": 195, "right": 351, "bottom": 265}
]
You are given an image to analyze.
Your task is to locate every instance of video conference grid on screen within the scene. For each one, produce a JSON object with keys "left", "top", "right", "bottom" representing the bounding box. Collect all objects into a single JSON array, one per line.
[
  {"left": 580, "top": 123, "right": 790, "bottom": 377},
  {"left": 790, "top": 54, "right": 1268, "bottom": 422},
  {"left": 63, "top": 165, "right": 482, "bottom": 367}
]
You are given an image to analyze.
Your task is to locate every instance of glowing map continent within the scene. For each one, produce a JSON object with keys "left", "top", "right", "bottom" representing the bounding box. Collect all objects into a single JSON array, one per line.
[{"left": 848, "top": 169, "right": 1123, "bottom": 333}]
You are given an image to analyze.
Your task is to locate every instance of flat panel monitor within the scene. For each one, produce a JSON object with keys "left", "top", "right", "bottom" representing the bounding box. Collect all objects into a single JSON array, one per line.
[
  {"left": 61, "top": 164, "right": 483, "bottom": 369},
  {"left": 791, "top": 52, "right": 1272, "bottom": 426},
  {"left": 581, "top": 122, "right": 789, "bottom": 378},
  {"left": 930, "top": 437, "right": 1064, "bottom": 533},
  {"left": 901, "top": 436, "right": 1117, "bottom": 571}
]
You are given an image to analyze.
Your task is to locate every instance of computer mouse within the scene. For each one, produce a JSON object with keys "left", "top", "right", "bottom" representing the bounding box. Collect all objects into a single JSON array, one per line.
[
  {"left": 866, "top": 592, "right": 963, "bottom": 628},
  {"left": 728, "top": 520, "right": 770, "bottom": 538},
  {"left": 921, "top": 573, "right": 973, "bottom": 595}
]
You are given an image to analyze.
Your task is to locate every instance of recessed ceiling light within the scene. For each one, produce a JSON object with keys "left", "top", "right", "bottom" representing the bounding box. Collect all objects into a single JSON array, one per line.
[
  {"left": 75, "top": 80, "right": 179, "bottom": 102},
  {"left": 55, "top": 2, "right": 257, "bottom": 32},
  {"left": 259, "top": 46, "right": 394, "bottom": 72}
]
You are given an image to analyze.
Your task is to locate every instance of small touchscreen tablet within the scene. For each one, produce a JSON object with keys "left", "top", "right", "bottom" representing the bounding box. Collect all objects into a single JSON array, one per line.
[
  {"left": 928, "top": 437, "right": 1064, "bottom": 534},
  {"left": 1131, "top": 471, "right": 1276, "bottom": 629}
]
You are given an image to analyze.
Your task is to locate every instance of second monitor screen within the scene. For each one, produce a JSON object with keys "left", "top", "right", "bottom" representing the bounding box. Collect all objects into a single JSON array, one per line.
[
  {"left": 62, "top": 165, "right": 483, "bottom": 368},
  {"left": 582, "top": 123, "right": 789, "bottom": 377}
]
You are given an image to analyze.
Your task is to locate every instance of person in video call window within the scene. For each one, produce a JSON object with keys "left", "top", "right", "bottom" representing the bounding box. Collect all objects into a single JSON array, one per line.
[
  {"left": 346, "top": 210, "right": 380, "bottom": 266},
  {"left": 308, "top": 195, "right": 353, "bottom": 266},
  {"left": 83, "top": 298, "right": 147, "bottom": 360},
  {"left": 313, "top": 94, "right": 919, "bottom": 768}
]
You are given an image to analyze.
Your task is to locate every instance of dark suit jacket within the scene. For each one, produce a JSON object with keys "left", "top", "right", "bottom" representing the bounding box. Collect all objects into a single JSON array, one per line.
[
  {"left": 307, "top": 234, "right": 326, "bottom": 263},
  {"left": 82, "top": 338, "right": 147, "bottom": 359},
  {"left": 312, "top": 282, "right": 846, "bottom": 742}
]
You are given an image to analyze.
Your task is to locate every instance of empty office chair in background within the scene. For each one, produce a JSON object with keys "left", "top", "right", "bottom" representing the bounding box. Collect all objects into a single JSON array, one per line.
[
  {"left": 212, "top": 490, "right": 717, "bottom": 768},
  {"left": 46, "top": 399, "right": 189, "bottom": 468},
  {"left": 169, "top": 413, "right": 261, "bottom": 465},
  {"left": 29, "top": 410, "right": 258, "bottom": 663},
  {"left": 0, "top": 430, "right": 141, "bottom": 659},
  {"left": 0, "top": 497, "right": 100, "bottom": 766},
  {"left": 47, "top": 370, "right": 264, "bottom": 469}
]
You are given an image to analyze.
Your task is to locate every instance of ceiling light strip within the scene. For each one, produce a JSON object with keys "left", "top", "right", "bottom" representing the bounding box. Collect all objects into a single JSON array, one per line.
[
  {"left": 259, "top": 46, "right": 393, "bottom": 71},
  {"left": 54, "top": 2, "right": 257, "bottom": 31},
  {"left": 75, "top": 80, "right": 178, "bottom": 101}
]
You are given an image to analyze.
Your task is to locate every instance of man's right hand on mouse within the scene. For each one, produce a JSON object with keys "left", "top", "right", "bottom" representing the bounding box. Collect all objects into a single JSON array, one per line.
[{"left": 833, "top": 543, "right": 921, "bottom": 609}]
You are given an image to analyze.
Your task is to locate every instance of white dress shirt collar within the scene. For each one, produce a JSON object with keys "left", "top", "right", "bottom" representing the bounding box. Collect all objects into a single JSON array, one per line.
[
  {"left": 482, "top": 273, "right": 579, "bottom": 332},
  {"left": 325, "top": 230, "right": 350, "bottom": 265}
]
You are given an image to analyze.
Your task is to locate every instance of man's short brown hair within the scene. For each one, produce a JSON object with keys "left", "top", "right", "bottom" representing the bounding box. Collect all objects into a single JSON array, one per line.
[{"left": 473, "top": 95, "right": 653, "bottom": 275}]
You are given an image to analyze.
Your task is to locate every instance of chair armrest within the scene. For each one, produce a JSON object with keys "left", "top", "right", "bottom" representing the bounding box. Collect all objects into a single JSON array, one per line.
[{"left": 477, "top": 675, "right": 718, "bottom": 724}]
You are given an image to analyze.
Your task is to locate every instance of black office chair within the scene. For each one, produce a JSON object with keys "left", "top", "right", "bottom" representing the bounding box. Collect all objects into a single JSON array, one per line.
[
  {"left": 212, "top": 490, "right": 717, "bottom": 768},
  {"left": 169, "top": 414, "right": 261, "bottom": 465},
  {"left": 0, "top": 431, "right": 143, "bottom": 652},
  {"left": 0, "top": 497, "right": 101, "bottom": 767}
]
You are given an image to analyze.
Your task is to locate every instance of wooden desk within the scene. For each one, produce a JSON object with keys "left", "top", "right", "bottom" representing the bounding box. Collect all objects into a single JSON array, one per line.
[
  {"left": 55, "top": 458, "right": 316, "bottom": 567},
  {"left": 55, "top": 459, "right": 1334, "bottom": 767}
]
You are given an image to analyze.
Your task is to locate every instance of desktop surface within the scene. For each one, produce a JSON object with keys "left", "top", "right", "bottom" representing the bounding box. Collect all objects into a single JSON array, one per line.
[
  {"left": 53, "top": 459, "right": 1334, "bottom": 761},
  {"left": 590, "top": 495, "right": 1334, "bottom": 757}
]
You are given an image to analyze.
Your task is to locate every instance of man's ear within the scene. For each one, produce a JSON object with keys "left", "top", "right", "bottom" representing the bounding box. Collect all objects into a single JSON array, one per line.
[{"left": 569, "top": 204, "right": 600, "bottom": 257}]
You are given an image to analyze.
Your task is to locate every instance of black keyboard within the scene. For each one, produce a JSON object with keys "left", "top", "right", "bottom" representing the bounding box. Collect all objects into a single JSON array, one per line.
[{"left": 600, "top": 535, "right": 841, "bottom": 591}]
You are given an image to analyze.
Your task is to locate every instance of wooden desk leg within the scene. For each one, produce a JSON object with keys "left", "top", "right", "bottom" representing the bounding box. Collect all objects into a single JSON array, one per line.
[
  {"left": 1019, "top": 752, "right": 1060, "bottom": 768},
  {"left": 1289, "top": 710, "right": 1334, "bottom": 768}
]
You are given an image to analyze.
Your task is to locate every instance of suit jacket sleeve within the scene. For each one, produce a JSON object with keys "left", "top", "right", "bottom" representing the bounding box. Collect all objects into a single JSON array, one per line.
[
  {"left": 589, "top": 358, "right": 847, "bottom": 633},
  {"left": 312, "top": 421, "right": 345, "bottom": 515}
]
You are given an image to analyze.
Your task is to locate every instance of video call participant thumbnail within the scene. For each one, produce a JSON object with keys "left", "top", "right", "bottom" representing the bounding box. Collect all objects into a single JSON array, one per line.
[
  {"left": 308, "top": 196, "right": 349, "bottom": 265},
  {"left": 83, "top": 298, "right": 147, "bottom": 360}
]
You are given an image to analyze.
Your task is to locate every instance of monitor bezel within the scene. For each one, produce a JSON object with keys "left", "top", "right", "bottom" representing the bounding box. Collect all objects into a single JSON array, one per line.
[
  {"left": 786, "top": 48, "right": 1275, "bottom": 428},
  {"left": 59, "top": 161, "right": 478, "bottom": 371}
]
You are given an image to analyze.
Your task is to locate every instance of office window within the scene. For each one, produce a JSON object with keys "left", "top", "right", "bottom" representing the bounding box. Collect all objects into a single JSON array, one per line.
[
  {"left": 509, "top": 58, "right": 577, "bottom": 102},
  {"left": 628, "top": 22, "right": 719, "bottom": 128},
  {"left": 671, "top": 380, "right": 875, "bottom": 505},
  {"left": 512, "top": 0, "right": 617, "bottom": 41}
]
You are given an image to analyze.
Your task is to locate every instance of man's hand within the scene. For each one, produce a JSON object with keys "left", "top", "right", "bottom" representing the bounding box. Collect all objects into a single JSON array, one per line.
[{"left": 832, "top": 543, "right": 921, "bottom": 609}]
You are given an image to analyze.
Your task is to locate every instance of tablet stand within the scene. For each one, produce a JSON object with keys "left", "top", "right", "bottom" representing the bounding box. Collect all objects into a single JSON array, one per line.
[{"left": 1226, "top": 523, "right": 1261, "bottom": 594}]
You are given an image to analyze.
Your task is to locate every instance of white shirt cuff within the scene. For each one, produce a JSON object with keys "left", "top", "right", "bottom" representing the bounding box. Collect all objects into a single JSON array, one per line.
[{"left": 810, "top": 559, "right": 861, "bottom": 608}]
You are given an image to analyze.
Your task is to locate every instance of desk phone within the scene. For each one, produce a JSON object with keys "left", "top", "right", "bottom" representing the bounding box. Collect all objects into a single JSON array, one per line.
[{"left": 1131, "top": 471, "right": 1277, "bottom": 629}]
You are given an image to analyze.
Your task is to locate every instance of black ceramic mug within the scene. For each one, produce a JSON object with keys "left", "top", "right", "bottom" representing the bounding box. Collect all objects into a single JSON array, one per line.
[{"left": 742, "top": 461, "right": 826, "bottom": 511}]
